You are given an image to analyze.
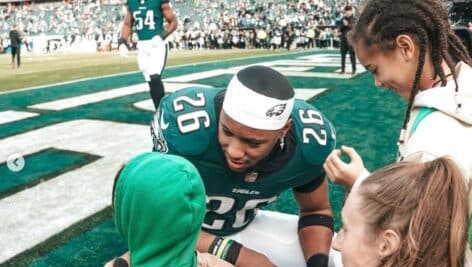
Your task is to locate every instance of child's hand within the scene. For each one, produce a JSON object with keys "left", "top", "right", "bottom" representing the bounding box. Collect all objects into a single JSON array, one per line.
[{"left": 323, "top": 146, "right": 366, "bottom": 188}]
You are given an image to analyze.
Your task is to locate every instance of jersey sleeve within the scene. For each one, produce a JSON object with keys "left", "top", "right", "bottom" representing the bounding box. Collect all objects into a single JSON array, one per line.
[
  {"left": 292, "top": 99, "right": 336, "bottom": 166},
  {"left": 293, "top": 171, "right": 326, "bottom": 193},
  {"left": 150, "top": 87, "right": 218, "bottom": 156}
]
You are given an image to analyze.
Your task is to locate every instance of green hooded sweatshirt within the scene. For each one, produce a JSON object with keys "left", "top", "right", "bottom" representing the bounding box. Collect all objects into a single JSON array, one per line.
[{"left": 113, "top": 152, "right": 206, "bottom": 267}]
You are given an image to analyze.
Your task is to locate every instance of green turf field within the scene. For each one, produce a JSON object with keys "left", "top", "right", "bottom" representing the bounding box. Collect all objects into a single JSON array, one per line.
[
  {"left": 0, "top": 48, "right": 406, "bottom": 266},
  {"left": 0, "top": 49, "right": 294, "bottom": 91}
]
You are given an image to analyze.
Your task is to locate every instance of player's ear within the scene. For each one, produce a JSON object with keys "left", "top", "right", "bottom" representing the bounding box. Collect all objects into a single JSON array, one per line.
[{"left": 280, "top": 118, "right": 292, "bottom": 137}]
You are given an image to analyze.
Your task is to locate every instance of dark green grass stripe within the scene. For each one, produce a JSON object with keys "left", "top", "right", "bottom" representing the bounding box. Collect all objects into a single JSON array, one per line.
[
  {"left": 258, "top": 65, "right": 339, "bottom": 73},
  {"left": 162, "top": 49, "right": 337, "bottom": 80},
  {"left": 192, "top": 73, "right": 356, "bottom": 90},
  {"left": 1, "top": 207, "right": 118, "bottom": 267},
  {"left": 29, "top": 216, "right": 127, "bottom": 267},
  {"left": 0, "top": 148, "right": 101, "bottom": 199},
  {"left": 310, "top": 66, "right": 340, "bottom": 73},
  {"left": 0, "top": 72, "right": 145, "bottom": 112}
]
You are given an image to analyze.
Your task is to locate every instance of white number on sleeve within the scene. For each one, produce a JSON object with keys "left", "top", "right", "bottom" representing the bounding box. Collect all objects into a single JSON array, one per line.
[
  {"left": 299, "top": 109, "right": 327, "bottom": 146},
  {"left": 172, "top": 93, "right": 210, "bottom": 134}
]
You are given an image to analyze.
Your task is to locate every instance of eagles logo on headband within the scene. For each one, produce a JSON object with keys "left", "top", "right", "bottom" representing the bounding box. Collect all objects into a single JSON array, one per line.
[
  {"left": 222, "top": 66, "right": 295, "bottom": 130},
  {"left": 266, "top": 104, "right": 287, "bottom": 118}
]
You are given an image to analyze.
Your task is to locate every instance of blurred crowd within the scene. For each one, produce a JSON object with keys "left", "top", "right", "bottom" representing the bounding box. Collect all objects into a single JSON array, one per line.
[
  {"left": 0, "top": 0, "right": 126, "bottom": 53},
  {"left": 0, "top": 0, "right": 360, "bottom": 53},
  {"left": 169, "top": 0, "right": 352, "bottom": 50}
]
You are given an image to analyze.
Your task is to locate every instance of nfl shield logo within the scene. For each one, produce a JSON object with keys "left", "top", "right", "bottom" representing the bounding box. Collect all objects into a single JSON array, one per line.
[{"left": 244, "top": 171, "right": 258, "bottom": 183}]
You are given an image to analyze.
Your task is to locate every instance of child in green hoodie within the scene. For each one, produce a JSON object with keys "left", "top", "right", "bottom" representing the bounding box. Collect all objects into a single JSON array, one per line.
[{"left": 109, "top": 152, "right": 232, "bottom": 267}]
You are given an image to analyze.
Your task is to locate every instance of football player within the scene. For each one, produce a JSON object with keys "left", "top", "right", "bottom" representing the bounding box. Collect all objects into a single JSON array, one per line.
[
  {"left": 150, "top": 65, "right": 337, "bottom": 267},
  {"left": 119, "top": 0, "right": 177, "bottom": 109},
  {"left": 107, "top": 66, "right": 337, "bottom": 267}
]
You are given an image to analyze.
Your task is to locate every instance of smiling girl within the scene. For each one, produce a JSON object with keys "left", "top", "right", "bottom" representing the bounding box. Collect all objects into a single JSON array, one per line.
[{"left": 324, "top": 0, "right": 472, "bottom": 202}]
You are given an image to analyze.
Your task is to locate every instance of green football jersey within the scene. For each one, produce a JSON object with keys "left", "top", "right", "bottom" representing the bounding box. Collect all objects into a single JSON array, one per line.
[
  {"left": 127, "top": 0, "right": 167, "bottom": 40},
  {"left": 151, "top": 87, "right": 336, "bottom": 236}
]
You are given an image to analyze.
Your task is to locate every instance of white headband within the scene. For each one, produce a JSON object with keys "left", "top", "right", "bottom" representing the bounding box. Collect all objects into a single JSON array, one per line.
[{"left": 222, "top": 74, "right": 294, "bottom": 130}]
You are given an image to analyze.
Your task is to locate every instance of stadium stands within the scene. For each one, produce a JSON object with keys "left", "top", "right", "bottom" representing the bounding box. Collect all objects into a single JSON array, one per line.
[{"left": 0, "top": 0, "right": 349, "bottom": 53}]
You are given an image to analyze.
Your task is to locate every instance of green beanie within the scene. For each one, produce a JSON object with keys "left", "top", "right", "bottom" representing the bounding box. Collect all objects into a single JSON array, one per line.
[{"left": 113, "top": 152, "right": 206, "bottom": 267}]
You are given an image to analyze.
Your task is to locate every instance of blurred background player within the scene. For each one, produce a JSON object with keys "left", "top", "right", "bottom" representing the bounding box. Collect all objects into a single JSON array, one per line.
[
  {"left": 119, "top": 0, "right": 177, "bottom": 109},
  {"left": 9, "top": 24, "right": 22, "bottom": 69},
  {"left": 338, "top": 5, "right": 356, "bottom": 75}
]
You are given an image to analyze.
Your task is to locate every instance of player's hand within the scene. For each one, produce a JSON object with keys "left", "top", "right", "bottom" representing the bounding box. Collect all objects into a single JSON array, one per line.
[
  {"left": 323, "top": 145, "right": 366, "bottom": 189},
  {"left": 342, "top": 19, "right": 348, "bottom": 26},
  {"left": 235, "top": 246, "right": 276, "bottom": 267},
  {"left": 118, "top": 43, "right": 129, "bottom": 57},
  {"left": 104, "top": 251, "right": 130, "bottom": 267}
]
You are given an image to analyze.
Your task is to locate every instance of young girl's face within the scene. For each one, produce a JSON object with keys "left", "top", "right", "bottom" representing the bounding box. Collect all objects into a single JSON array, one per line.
[
  {"left": 332, "top": 191, "right": 383, "bottom": 267},
  {"left": 355, "top": 41, "right": 417, "bottom": 100}
]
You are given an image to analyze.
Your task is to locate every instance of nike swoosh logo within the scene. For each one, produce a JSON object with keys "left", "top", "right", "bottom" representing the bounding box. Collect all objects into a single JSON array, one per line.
[{"left": 160, "top": 109, "right": 169, "bottom": 130}]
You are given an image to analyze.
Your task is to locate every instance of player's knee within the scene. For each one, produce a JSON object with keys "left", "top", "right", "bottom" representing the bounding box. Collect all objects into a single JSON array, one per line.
[
  {"left": 148, "top": 75, "right": 165, "bottom": 109},
  {"left": 149, "top": 76, "right": 164, "bottom": 95},
  {"left": 150, "top": 74, "right": 161, "bottom": 81}
]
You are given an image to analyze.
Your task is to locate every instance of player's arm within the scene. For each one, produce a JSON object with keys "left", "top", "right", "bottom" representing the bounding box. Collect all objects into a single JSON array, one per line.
[
  {"left": 196, "top": 230, "right": 274, "bottom": 267},
  {"left": 161, "top": 2, "right": 177, "bottom": 39},
  {"left": 121, "top": 8, "right": 133, "bottom": 41},
  {"left": 294, "top": 177, "right": 333, "bottom": 267}
]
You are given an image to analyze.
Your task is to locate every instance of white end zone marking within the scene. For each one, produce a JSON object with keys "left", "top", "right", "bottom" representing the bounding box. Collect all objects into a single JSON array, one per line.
[
  {"left": 0, "top": 119, "right": 150, "bottom": 263},
  {"left": 0, "top": 111, "right": 39, "bottom": 125}
]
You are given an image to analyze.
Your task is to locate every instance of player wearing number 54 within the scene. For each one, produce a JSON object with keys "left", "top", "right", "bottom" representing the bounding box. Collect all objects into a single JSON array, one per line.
[
  {"left": 147, "top": 66, "right": 336, "bottom": 267},
  {"left": 119, "top": 0, "right": 177, "bottom": 110}
]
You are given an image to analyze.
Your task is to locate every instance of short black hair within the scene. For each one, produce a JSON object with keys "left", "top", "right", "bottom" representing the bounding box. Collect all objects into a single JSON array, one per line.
[{"left": 236, "top": 65, "right": 294, "bottom": 100}]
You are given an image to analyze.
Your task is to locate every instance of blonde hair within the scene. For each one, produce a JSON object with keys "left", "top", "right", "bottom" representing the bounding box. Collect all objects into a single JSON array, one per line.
[{"left": 358, "top": 157, "right": 468, "bottom": 267}]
